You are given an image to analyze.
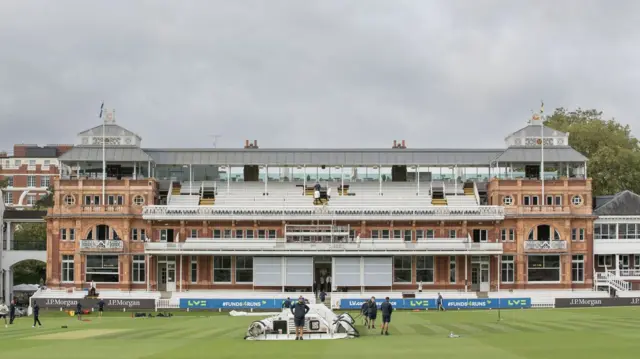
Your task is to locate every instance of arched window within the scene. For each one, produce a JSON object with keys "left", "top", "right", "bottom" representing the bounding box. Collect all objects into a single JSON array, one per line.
[
  {"left": 527, "top": 224, "right": 561, "bottom": 241},
  {"left": 86, "top": 224, "right": 120, "bottom": 241}
]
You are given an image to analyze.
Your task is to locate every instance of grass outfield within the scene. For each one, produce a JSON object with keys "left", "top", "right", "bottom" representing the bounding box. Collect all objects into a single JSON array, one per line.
[{"left": 2, "top": 308, "right": 640, "bottom": 359}]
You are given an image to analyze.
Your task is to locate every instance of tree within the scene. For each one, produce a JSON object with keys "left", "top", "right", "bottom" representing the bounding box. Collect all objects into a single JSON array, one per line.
[
  {"left": 13, "top": 223, "right": 47, "bottom": 242},
  {"left": 0, "top": 177, "right": 7, "bottom": 189},
  {"left": 544, "top": 108, "right": 640, "bottom": 196},
  {"left": 12, "top": 260, "right": 46, "bottom": 285},
  {"left": 34, "top": 185, "right": 54, "bottom": 209}
]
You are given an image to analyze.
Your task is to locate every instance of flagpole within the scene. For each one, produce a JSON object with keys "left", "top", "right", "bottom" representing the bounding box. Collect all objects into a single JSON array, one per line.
[
  {"left": 540, "top": 102, "right": 545, "bottom": 203},
  {"left": 100, "top": 102, "right": 106, "bottom": 205}
]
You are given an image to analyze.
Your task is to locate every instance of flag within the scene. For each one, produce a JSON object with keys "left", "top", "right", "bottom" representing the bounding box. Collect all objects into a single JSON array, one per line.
[
  {"left": 540, "top": 101, "right": 544, "bottom": 115},
  {"left": 99, "top": 101, "right": 104, "bottom": 118}
]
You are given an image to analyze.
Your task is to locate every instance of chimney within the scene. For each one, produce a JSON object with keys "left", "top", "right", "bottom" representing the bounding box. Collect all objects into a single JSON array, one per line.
[
  {"left": 254, "top": 140, "right": 258, "bottom": 148},
  {"left": 0, "top": 151, "right": 7, "bottom": 158},
  {"left": 245, "top": 140, "right": 249, "bottom": 148},
  {"left": 402, "top": 140, "right": 406, "bottom": 148},
  {"left": 393, "top": 140, "right": 397, "bottom": 148}
]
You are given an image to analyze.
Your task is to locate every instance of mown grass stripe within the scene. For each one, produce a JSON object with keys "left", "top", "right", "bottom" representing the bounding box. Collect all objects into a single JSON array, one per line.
[{"left": 495, "top": 321, "right": 543, "bottom": 333}]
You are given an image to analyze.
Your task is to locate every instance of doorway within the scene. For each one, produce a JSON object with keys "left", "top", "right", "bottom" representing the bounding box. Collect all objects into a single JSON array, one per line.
[
  {"left": 314, "top": 256, "right": 332, "bottom": 293},
  {"left": 470, "top": 256, "right": 490, "bottom": 291},
  {"left": 157, "top": 256, "right": 176, "bottom": 292}
]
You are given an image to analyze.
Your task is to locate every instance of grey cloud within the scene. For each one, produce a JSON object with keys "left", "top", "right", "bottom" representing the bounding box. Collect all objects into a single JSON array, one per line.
[{"left": 1, "top": 0, "right": 639, "bottom": 152}]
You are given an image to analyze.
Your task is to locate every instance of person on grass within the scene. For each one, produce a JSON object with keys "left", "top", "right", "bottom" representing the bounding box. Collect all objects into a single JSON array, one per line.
[
  {"left": 98, "top": 299, "right": 105, "bottom": 318},
  {"left": 9, "top": 299, "right": 16, "bottom": 325},
  {"left": 437, "top": 293, "right": 445, "bottom": 311},
  {"left": 380, "top": 297, "right": 393, "bottom": 336},
  {"left": 0, "top": 302, "right": 8, "bottom": 328},
  {"left": 32, "top": 303, "right": 42, "bottom": 328},
  {"left": 367, "top": 297, "right": 377, "bottom": 330},
  {"left": 360, "top": 300, "right": 369, "bottom": 327},
  {"left": 76, "top": 302, "right": 83, "bottom": 320},
  {"left": 291, "top": 296, "right": 310, "bottom": 340}
]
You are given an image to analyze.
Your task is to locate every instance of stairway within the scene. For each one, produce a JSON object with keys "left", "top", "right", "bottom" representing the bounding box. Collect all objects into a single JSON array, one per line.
[
  {"left": 463, "top": 187, "right": 474, "bottom": 196},
  {"left": 431, "top": 198, "right": 448, "bottom": 205},
  {"left": 595, "top": 271, "right": 631, "bottom": 292},
  {"left": 171, "top": 185, "right": 181, "bottom": 196}
]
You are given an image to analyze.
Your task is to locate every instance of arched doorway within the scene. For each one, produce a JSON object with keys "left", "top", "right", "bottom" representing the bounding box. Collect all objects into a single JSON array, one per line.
[
  {"left": 2, "top": 259, "right": 46, "bottom": 305},
  {"left": 86, "top": 224, "right": 120, "bottom": 240},
  {"left": 527, "top": 224, "right": 561, "bottom": 241}
]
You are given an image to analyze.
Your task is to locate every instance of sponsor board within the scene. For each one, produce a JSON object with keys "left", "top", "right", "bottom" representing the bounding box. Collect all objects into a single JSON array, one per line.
[
  {"left": 32, "top": 298, "right": 155, "bottom": 310},
  {"left": 180, "top": 298, "right": 288, "bottom": 309},
  {"left": 339, "top": 298, "right": 531, "bottom": 310},
  {"left": 555, "top": 297, "right": 640, "bottom": 308}
]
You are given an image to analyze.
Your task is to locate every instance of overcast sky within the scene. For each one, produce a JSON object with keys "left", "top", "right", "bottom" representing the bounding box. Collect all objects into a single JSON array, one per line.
[{"left": 1, "top": 1, "right": 639, "bottom": 151}]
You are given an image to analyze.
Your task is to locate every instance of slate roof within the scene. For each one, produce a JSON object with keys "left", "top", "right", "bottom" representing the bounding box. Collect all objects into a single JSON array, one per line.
[{"left": 594, "top": 190, "right": 640, "bottom": 216}]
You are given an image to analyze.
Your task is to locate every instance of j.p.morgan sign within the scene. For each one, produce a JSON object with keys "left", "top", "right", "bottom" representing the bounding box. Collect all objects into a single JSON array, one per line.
[
  {"left": 32, "top": 298, "right": 155, "bottom": 310},
  {"left": 555, "top": 297, "right": 640, "bottom": 308}
]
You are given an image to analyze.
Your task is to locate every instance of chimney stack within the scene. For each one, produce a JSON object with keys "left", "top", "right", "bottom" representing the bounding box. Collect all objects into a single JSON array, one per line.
[
  {"left": 254, "top": 140, "right": 258, "bottom": 148},
  {"left": 393, "top": 140, "right": 397, "bottom": 148},
  {"left": 245, "top": 140, "right": 249, "bottom": 148},
  {"left": 402, "top": 140, "right": 406, "bottom": 148}
]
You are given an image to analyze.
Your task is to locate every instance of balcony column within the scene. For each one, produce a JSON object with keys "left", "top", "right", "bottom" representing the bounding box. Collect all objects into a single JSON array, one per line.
[
  {"left": 615, "top": 255, "right": 620, "bottom": 277},
  {"left": 133, "top": 162, "right": 137, "bottom": 179},
  {"left": 6, "top": 221, "right": 11, "bottom": 250}
]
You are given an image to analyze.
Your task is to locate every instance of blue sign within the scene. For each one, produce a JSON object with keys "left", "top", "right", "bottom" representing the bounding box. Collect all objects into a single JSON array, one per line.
[
  {"left": 339, "top": 298, "right": 530, "bottom": 310},
  {"left": 180, "top": 298, "right": 288, "bottom": 309}
]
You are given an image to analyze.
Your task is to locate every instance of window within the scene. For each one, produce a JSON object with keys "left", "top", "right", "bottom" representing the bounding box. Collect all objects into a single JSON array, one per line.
[
  {"left": 107, "top": 195, "right": 124, "bottom": 206},
  {"left": 528, "top": 225, "right": 561, "bottom": 241},
  {"left": 381, "top": 230, "right": 390, "bottom": 239},
  {"left": 86, "top": 255, "right": 119, "bottom": 282},
  {"left": 84, "top": 195, "right": 100, "bottom": 205},
  {"left": 571, "top": 195, "right": 583, "bottom": 206},
  {"left": 27, "top": 175, "right": 36, "bottom": 187},
  {"left": 4, "top": 192, "right": 12, "bottom": 204},
  {"left": 371, "top": 230, "right": 379, "bottom": 239},
  {"left": 268, "top": 230, "right": 277, "bottom": 239},
  {"left": 132, "top": 255, "right": 145, "bottom": 283},
  {"left": 426, "top": 229, "right": 435, "bottom": 239},
  {"left": 43, "top": 160, "right": 50, "bottom": 168},
  {"left": 7, "top": 176, "right": 13, "bottom": 187},
  {"left": 597, "top": 255, "right": 613, "bottom": 267},
  {"left": 131, "top": 228, "right": 146, "bottom": 241},
  {"left": 62, "top": 255, "right": 74, "bottom": 283},
  {"left": 471, "top": 229, "right": 488, "bottom": 243},
  {"left": 63, "top": 194, "right": 75, "bottom": 206},
  {"left": 29, "top": 160, "right": 36, "bottom": 167},
  {"left": 594, "top": 224, "right": 617, "bottom": 240},
  {"left": 235, "top": 256, "right": 253, "bottom": 283},
  {"left": 190, "top": 229, "right": 198, "bottom": 238},
  {"left": 69, "top": 228, "right": 75, "bottom": 241},
  {"left": 572, "top": 255, "right": 584, "bottom": 282},
  {"left": 235, "top": 229, "right": 244, "bottom": 239},
  {"left": 223, "top": 229, "right": 232, "bottom": 238},
  {"left": 416, "top": 256, "right": 435, "bottom": 283},
  {"left": 449, "top": 256, "right": 456, "bottom": 283},
  {"left": 635, "top": 255, "right": 640, "bottom": 270},
  {"left": 448, "top": 229, "right": 457, "bottom": 238},
  {"left": 213, "top": 229, "right": 222, "bottom": 238},
  {"left": 246, "top": 230, "right": 254, "bottom": 239},
  {"left": 258, "top": 229, "right": 266, "bottom": 239},
  {"left": 545, "top": 195, "right": 553, "bottom": 206},
  {"left": 393, "top": 256, "right": 412, "bottom": 283},
  {"left": 14, "top": 159, "right": 21, "bottom": 167},
  {"left": 40, "top": 176, "right": 50, "bottom": 187},
  {"left": 618, "top": 224, "right": 640, "bottom": 240},
  {"left": 190, "top": 256, "right": 198, "bottom": 283},
  {"left": 133, "top": 195, "right": 145, "bottom": 206},
  {"left": 60, "top": 228, "right": 68, "bottom": 240},
  {"left": 393, "top": 230, "right": 402, "bottom": 240},
  {"left": 501, "top": 255, "right": 515, "bottom": 283},
  {"left": 502, "top": 195, "right": 513, "bottom": 205},
  {"left": 213, "top": 256, "right": 232, "bottom": 283},
  {"left": 527, "top": 255, "right": 560, "bottom": 282},
  {"left": 27, "top": 195, "right": 36, "bottom": 205},
  {"left": 501, "top": 228, "right": 515, "bottom": 242},
  {"left": 571, "top": 228, "right": 585, "bottom": 241},
  {"left": 404, "top": 230, "right": 412, "bottom": 242},
  {"left": 415, "top": 230, "right": 424, "bottom": 239},
  {"left": 555, "top": 195, "right": 562, "bottom": 206},
  {"left": 532, "top": 196, "right": 539, "bottom": 206},
  {"left": 523, "top": 196, "right": 530, "bottom": 206}
]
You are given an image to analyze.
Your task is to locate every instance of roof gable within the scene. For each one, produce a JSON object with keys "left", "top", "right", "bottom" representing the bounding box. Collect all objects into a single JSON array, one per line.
[
  {"left": 594, "top": 190, "right": 640, "bottom": 216},
  {"left": 78, "top": 124, "right": 142, "bottom": 140}
]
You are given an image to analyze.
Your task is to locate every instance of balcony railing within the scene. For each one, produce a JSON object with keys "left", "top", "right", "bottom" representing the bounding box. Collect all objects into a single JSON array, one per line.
[
  {"left": 81, "top": 205, "right": 125, "bottom": 213},
  {"left": 79, "top": 239, "right": 124, "bottom": 251},
  {"left": 524, "top": 240, "right": 568, "bottom": 251},
  {"left": 144, "top": 238, "right": 504, "bottom": 254},
  {"left": 142, "top": 205, "right": 505, "bottom": 221},
  {"left": 7, "top": 240, "right": 47, "bottom": 251},
  {"left": 504, "top": 206, "right": 571, "bottom": 215}
]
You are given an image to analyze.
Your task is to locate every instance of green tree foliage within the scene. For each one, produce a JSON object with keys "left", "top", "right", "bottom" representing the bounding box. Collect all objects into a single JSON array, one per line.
[
  {"left": 0, "top": 177, "right": 7, "bottom": 190},
  {"left": 544, "top": 108, "right": 640, "bottom": 196},
  {"left": 13, "top": 223, "right": 47, "bottom": 242},
  {"left": 12, "top": 260, "right": 46, "bottom": 285},
  {"left": 34, "top": 185, "right": 54, "bottom": 209}
]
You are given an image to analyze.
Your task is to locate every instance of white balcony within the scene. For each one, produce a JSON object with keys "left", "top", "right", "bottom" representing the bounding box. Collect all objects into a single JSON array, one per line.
[
  {"left": 79, "top": 240, "right": 124, "bottom": 252},
  {"left": 141, "top": 205, "right": 505, "bottom": 221},
  {"left": 144, "top": 238, "right": 503, "bottom": 256},
  {"left": 594, "top": 239, "right": 640, "bottom": 255}
]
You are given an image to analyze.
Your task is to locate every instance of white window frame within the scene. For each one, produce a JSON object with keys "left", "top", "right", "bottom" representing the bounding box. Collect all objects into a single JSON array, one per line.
[
  {"left": 27, "top": 175, "right": 36, "bottom": 187},
  {"left": 393, "top": 256, "right": 412, "bottom": 284},
  {"left": 416, "top": 256, "right": 435, "bottom": 284},
  {"left": 190, "top": 229, "right": 198, "bottom": 238},
  {"left": 571, "top": 228, "right": 585, "bottom": 241},
  {"left": 449, "top": 256, "right": 456, "bottom": 283},
  {"left": 4, "top": 192, "right": 12, "bottom": 204},
  {"left": 213, "top": 256, "right": 232, "bottom": 283},
  {"left": 132, "top": 255, "right": 146, "bottom": 284},
  {"left": 190, "top": 256, "right": 198, "bottom": 284},
  {"left": 26, "top": 195, "right": 36, "bottom": 206},
  {"left": 597, "top": 255, "right": 613, "bottom": 268},
  {"left": 61, "top": 255, "right": 75, "bottom": 283},
  {"left": 572, "top": 255, "right": 585, "bottom": 283},
  {"left": 60, "top": 228, "right": 67, "bottom": 240},
  {"left": 501, "top": 255, "right": 515, "bottom": 283},
  {"left": 85, "top": 254, "right": 120, "bottom": 283},
  {"left": 6, "top": 176, "right": 13, "bottom": 187},
  {"left": 527, "top": 255, "right": 561, "bottom": 283},
  {"left": 40, "top": 175, "right": 50, "bottom": 188},
  {"left": 234, "top": 256, "right": 253, "bottom": 284}
]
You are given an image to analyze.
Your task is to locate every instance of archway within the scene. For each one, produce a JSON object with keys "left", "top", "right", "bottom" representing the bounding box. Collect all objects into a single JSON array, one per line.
[
  {"left": 86, "top": 224, "right": 121, "bottom": 240},
  {"left": 527, "top": 224, "right": 561, "bottom": 241},
  {"left": 2, "top": 258, "right": 46, "bottom": 305}
]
